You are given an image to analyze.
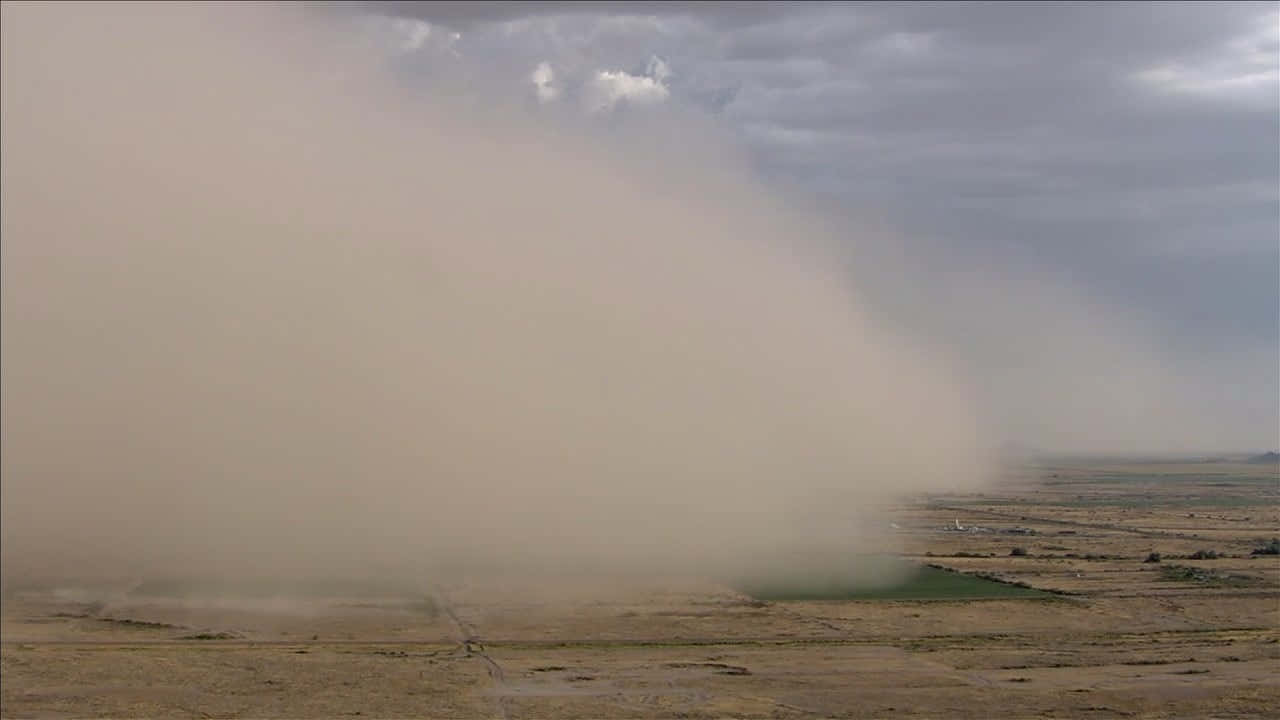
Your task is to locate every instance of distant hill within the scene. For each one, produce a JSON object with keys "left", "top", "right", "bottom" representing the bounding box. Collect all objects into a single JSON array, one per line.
[{"left": 1246, "top": 451, "right": 1280, "bottom": 465}]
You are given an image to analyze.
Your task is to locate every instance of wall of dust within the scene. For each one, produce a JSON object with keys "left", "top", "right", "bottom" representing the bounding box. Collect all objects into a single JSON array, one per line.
[{"left": 1, "top": 2, "right": 993, "bottom": 592}]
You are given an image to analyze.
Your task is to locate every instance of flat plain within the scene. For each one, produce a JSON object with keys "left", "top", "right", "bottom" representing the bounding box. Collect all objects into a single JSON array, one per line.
[{"left": 3, "top": 460, "right": 1278, "bottom": 718}]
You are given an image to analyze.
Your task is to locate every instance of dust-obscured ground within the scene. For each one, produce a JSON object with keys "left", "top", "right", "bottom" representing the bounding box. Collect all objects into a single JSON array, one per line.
[{"left": 4, "top": 460, "right": 1278, "bottom": 719}]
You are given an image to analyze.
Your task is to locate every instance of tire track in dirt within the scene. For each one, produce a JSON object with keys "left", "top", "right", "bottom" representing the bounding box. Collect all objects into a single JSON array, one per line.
[
  {"left": 777, "top": 607, "right": 846, "bottom": 635},
  {"left": 437, "top": 593, "right": 511, "bottom": 720}
]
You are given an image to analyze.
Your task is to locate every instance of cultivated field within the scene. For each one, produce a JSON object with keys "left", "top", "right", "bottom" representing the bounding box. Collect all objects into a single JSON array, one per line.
[{"left": 3, "top": 460, "right": 1278, "bottom": 718}]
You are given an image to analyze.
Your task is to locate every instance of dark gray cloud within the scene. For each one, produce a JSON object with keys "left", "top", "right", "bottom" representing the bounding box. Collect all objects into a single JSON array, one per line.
[{"left": 360, "top": 1, "right": 1278, "bottom": 447}]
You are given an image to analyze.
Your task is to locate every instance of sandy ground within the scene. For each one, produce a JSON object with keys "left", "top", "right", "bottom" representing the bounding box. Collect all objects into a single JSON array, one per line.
[{"left": 3, "top": 461, "right": 1278, "bottom": 718}]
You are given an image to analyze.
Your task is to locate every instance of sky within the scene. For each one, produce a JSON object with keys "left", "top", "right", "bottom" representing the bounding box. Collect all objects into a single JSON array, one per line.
[{"left": 350, "top": 1, "right": 1279, "bottom": 452}]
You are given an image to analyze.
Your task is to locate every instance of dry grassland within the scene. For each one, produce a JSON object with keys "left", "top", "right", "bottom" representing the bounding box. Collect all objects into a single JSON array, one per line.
[{"left": 3, "top": 461, "right": 1277, "bottom": 718}]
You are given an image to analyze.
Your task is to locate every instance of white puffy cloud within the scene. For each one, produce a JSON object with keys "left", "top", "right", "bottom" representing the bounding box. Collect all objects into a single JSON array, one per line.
[
  {"left": 530, "top": 60, "right": 559, "bottom": 102},
  {"left": 647, "top": 55, "right": 671, "bottom": 83},
  {"left": 585, "top": 55, "right": 671, "bottom": 112}
]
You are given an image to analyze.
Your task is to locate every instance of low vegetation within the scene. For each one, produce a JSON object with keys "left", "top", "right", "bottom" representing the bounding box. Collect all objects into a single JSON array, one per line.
[
  {"left": 1157, "top": 564, "right": 1263, "bottom": 588},
  {"left": 179, "top": 631, "right": 241, "bottom": 640},
  {"left": 1251, "top": 538, "right": 1280, "bottom": 556},
  {"left": 98, "top": 617, "right": 183, "bottom": 630},
  {"left": 738, "top": 563, "right": 1048, "bottom": 602}
]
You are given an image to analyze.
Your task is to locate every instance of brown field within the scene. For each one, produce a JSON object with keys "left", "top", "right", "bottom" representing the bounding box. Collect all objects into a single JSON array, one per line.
[{"left": 4, "top": 460, "right": 1278, "bottom": 719}]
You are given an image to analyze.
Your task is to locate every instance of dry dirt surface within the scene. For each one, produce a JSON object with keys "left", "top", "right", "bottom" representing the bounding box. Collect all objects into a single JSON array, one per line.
[{"left": 3, "top": 460, "right": 1278, "bottom": 718}]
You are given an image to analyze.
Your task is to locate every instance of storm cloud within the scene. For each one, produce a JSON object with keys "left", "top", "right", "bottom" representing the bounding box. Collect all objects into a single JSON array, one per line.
[{"left": 366, "top": 1, "right": 1279, "bottom": 451}]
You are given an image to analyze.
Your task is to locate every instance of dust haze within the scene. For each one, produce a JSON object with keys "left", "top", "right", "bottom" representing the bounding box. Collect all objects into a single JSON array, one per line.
[{"left": 0, "top": 3, "right": 1225, "bottom": 596}]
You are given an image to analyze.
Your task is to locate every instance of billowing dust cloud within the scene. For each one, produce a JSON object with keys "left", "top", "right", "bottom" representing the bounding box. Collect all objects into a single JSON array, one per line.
[{"left": 1, "top": 3, "right": 990, "bottom": 592}]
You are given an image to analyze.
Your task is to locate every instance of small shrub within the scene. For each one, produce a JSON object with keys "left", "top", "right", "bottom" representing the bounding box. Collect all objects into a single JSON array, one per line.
[
  {"left": 1159, "top": 564, "right": 1263, "bottom": 587},
  {"left": 1010, "top": 547, "right": 1028, "bottom": 557},
  {"left": 1143, "top": 552, "right": 1162, "bottom": 564},
  {"left": 1189, "top": 549, "right": 1219, "bottom": 560},
  {"left": 1160, "top": 564, "right": 1204, "bottom": 582},
  {"left": 179, "top": 631, "right": 240, "bottom": 640},
  {"left": 1250, "top": 538, "right": 1280, "bottom": 556}
]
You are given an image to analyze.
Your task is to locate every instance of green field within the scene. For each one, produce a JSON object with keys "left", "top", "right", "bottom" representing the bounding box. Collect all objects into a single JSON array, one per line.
[{"left": 735, "top": 557, "right": 1048, "bottom": 602}]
